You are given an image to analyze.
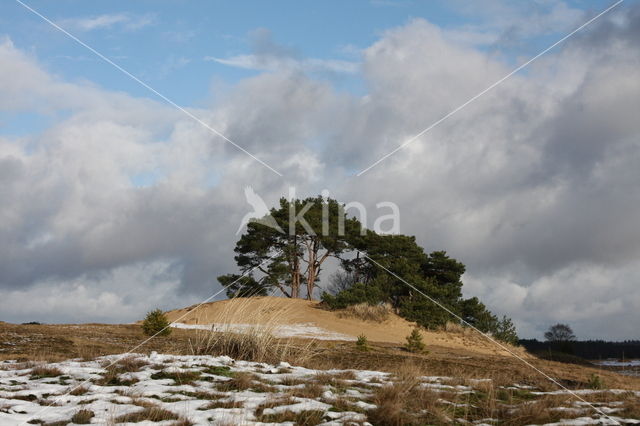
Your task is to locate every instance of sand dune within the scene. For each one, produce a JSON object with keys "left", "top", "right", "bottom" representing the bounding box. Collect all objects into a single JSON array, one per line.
[{"left": 165, "top": 296, "right": 526, "bottom": 358}]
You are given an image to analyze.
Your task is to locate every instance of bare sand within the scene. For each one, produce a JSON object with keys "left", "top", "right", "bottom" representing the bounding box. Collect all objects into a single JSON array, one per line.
[{"left": 165, "top": 296, "right": 527, "bottom": 358}]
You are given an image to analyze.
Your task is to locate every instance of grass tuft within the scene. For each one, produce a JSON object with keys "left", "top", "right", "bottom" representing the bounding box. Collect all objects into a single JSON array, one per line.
[
  {"left": 30, "top": 366, "right": 63, "bottom": 379},
  {"left": 257, "top": 410, "right": 325, "bottom": 425},
  {"left": 70, "top": 409, "right": 94, "bottom": 424},
  {"left": 338, "top": 303, "right": 393, "bottom": 322},
  {"left": 114, "top": 406, "right": 179, "bottom": 423}
]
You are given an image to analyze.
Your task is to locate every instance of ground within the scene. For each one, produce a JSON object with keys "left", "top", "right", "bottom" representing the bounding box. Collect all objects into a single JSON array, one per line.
[
  {"left": 1, "top": 352, "right": 640, "bottom": 425},
  {"left": 1, "top": 297, "right": 639, "bottom": 425}
]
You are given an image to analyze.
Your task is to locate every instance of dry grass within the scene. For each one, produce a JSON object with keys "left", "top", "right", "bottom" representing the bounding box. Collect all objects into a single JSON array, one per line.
[
  {"left": 95, "top": 365, "right": 138, "bottom": 386},
  {"left": 254, "top": 396, "right": 298, "bottom": 416},
  {"left": 287, "top": 382, "right": 325, "bottom": 399},
  {"left": 70, "top": 409, "right": 94, "bottom": 424},
  {"left": 2, "top": 320, "right": 639, "bottom": 395},
  {"left": 114, "top": 406, "right": 179, "bottom": 422},
  {"left": 113, "top": 355, "right": 149, "bottom": 372},
  {"left": 257, "top": 409, "right": 326, "bottom": 425},
  {"left": 69, "top": 385, "right": 90, "bottom": 396},
  {"left": 493, "top": 395, "right": 581, "bottom": 425},
  {"left": 200, "top": 399, "right": 243, "bottom": 409},
  {"left": 29, "top": 365, "right": 64, "bottom": 380},
  {"left": 328, "top": 395, "right": 365, "bottom": 413},
  {"left": 443, "top": 321, "right": 472, "bottom": 335},
  {"left": 367, "top": 380, "right": 446, "bottom": 425},
  {"left": 338, "top": 303, "right": 393, "bottom": 322},
  {"left": 620, "top": 395, "right": 640, "bottom": 418},
  {"left": 216, "top": 372, "right": 256, "bottom": 392},
  {"left": 150, "top": 369, "right": 201, "bottom": 385},
  {"left": 186, "top": 296, "right": 317, "bottom": 365}
]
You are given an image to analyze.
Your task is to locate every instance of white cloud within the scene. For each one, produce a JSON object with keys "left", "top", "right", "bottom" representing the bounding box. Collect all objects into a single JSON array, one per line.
[
  {"left": 1, "top": 4, "right": 640, "bottom": 340},
  {"left": 57, "top": 13, "right": 155, "bottom": 32},
  {"left": 205, "top": 28, "right": 359, "bottom": 74},
  {"left": 442, "top": 0, "right": 586, "bottom": 47},
  {"left": 206, "top": 55, "right": 358, "bottom": 74}
]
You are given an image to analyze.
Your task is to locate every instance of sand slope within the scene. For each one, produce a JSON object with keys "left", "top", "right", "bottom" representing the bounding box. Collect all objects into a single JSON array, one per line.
[{"left": 165, "top": 297, "right": 524, "bottom": 357}]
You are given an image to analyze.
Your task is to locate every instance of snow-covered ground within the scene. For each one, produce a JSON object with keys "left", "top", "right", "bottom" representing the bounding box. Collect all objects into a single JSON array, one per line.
[
  {"left": 0, "top": 353, "right": 638, "bottom": 425},
  {"left": 594, "top": 360, "right": 640, "bottom": 377},
  {"left": 171, "top": 322, "right": 356, "bottom": 341},
  {"left": 596, "top": 360, "right": 640, "bottom": 368}
]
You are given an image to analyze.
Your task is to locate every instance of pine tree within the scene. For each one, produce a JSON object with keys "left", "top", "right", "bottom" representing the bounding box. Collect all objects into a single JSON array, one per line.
[
  {"left": 142, "top": 309, "right": 171, "bottom": 336},
  {"left": 404, "top": 327, "right": 426, "bottom": 353},
  {"left": 356, "top": 334, "right": 370, "bottom": 352},
  {"left": 223, "top": 196, "right": 363, "bottom": 300},
  {"left": 494, "top": 316, "right": 519, "bottom": 345}
]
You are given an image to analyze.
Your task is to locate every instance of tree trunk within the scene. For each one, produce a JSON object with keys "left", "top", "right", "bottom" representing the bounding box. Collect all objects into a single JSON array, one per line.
[
  {"left": 306, "top": 240, "right": 317, "bottom": 300},
  {"left": 291, "top": 235, "right": 300, "bottom": 298}
]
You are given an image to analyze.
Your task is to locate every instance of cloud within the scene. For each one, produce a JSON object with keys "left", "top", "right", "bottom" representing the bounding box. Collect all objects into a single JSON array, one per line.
[
  {"left": 441, "top": 0, "right": 585, "bottom": 47},
  {"left": 206, "top": 55, "right": 359, "bottom": 74},
  {"left": 57, "top": 13, "right": 155, "bottom": 32},
  {"left": 323, "top": 9, "right": 640, "bottom": 339},
  {"left": 1, "top": 3, "right": 640, "bottom": 340},
  {"left": 206, "top": 28, "right": 359, "bottom": 74}
]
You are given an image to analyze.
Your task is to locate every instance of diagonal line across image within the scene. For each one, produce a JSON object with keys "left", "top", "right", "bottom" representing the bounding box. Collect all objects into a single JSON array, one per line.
[
  {"left": 356, "top": 0, "right": 623, "bottom": 176},
  {"left": 10, "top": 0, "right": 629, "bottom": 424},
  {"left": 360, "top": 252, "right": 619, "bottom": 423},
  {"left": 13, "top": 0, "right": 283, "bottom": 177}
]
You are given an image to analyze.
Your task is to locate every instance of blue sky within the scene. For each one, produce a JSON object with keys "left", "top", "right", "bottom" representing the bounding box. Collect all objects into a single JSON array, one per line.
[
  {"left": 1, "top": 0, "right": 613, "bottom": 131},
  {"left": 2, "top": 0, "right": 639, "bottom": 339}
]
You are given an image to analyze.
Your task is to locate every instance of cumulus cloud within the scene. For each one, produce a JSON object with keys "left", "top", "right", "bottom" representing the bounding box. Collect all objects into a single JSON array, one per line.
[
  {"left": 1, "top": 4, "right": 640, "bottom": 339},
  {"left": 443, "top": 0, "right": 585, "bottom": 48}
]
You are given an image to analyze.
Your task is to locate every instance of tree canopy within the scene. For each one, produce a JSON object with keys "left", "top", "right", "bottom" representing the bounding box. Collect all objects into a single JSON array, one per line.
[
  {"left": 219, "top": 196, "right": 361, "bottom": 299},
  {"left": 218, "top": 195, "right": 518, "bottom": 344},
  {"left": 545, "top": 324, "right": 576, "bottom": 342}
]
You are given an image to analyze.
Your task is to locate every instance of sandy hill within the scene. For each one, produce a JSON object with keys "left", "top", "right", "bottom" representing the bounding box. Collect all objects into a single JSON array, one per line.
[{"left": 165, "top": 296, "right": 524, "bottom": 358}]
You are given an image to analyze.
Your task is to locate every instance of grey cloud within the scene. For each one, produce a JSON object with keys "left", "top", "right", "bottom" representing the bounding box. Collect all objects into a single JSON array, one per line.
[{"left": 1, "top": 4, "right": 640, "bottom": 338}]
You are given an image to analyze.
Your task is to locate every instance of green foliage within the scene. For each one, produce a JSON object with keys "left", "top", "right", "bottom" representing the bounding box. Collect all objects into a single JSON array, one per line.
[
  {"left": 142, "top": 309, "right": 171, "bottom": 337},
  {"left": 588, "top": 373, "right": 604, "bottom": 390},
  {"left": 421, "top": 251, "right": 465, "bottom": 306},
  {"left": 321, "top": 282, "right": 387, "bottom": 310},
  {"left": 398, "top": 289, "right": 454, "bottom": 330},
  {"left": 356, "top": 334, "right": 370, "bottom": 352},
  {"left": 404, "top": 328, "right": 427, "bottom": 353},
  {"left": 230, "top": 196, "right": 363, "bottom": 299},
  {"left": 494, "top": 316, "right": 519, "bottom": 345},
  {"left": 218, "top": 274, "right": 268, "bottom": 298},
  {"left": 221, "top": 194, "right": 519, "bottom": 342},
  {"left": 460, "top": 297, "right": 497, "bottom": 332}
]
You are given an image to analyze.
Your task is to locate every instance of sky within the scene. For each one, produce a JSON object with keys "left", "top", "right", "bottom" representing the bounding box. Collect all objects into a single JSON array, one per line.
[{"left": 0, "top": 0, "right": 639, "bottom": 340}]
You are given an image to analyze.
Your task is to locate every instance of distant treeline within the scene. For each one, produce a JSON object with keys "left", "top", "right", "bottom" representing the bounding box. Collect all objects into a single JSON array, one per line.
[{"left": 520, "top": 339, "right": 640, "bottom": 360}]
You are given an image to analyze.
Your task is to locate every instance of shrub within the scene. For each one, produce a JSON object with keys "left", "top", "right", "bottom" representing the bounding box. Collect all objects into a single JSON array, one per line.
[
  {"left": 321, "top": 282, "right": 387, "bottom": 310},
  {"left": 142, "top": 309, "right": 172, "bottom": 336},
  {"left": 356, "top": 334, "right": 370, "bottom": 352},
  {"left": 588, "top": 373, "right": 604, "bottom": 390},
  {"left": 404, "top": 328, "right": 426, "bottom": 353}
]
